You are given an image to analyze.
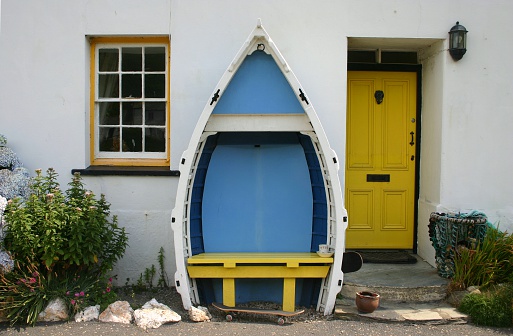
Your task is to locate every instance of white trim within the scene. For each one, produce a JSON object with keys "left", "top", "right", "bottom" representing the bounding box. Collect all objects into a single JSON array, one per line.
[
  {"left": 205, "top": 114, "right": 313, "bottom": 132},
  {"left": 171, "top": 20, "right": 347, "bottom": 315},
  {"left": 93, "top": 42, "right": 169, "bottom": 160}
]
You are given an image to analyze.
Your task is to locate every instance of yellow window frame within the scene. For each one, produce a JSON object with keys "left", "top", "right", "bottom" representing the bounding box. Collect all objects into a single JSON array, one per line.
[{"left": 89, "top": 36, "right": 171, "bottom": 167}]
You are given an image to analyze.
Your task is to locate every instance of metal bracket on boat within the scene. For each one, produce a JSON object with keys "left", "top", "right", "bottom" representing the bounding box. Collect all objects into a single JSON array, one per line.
[
  {"left": 257, "top": 43, "right": 265, "bottom": 51},
  {"left": 210, "top": 89, "right": 220, "bottom": 105},
  {"left": 299, "top": 88, "right": 309, "bottom": 105}
]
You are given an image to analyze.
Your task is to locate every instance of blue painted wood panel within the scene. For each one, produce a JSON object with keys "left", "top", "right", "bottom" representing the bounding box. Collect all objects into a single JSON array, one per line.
[
  {"left": 202, "top": 140, "right": 313, "bottom": 252},
  {"left": 298, "top": 134, "right": 328, "bottom": 253},
  {"left": 213, "top": 51, "right": 304, "bottom": 114},
  {"left": 190, "top": 135, "right": 219, "bottom": 255}
]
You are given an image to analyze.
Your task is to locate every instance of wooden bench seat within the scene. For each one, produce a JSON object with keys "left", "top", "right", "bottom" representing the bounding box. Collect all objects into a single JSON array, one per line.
[{"left": 187, "top": 252, "right": 333, "bottom": 312}]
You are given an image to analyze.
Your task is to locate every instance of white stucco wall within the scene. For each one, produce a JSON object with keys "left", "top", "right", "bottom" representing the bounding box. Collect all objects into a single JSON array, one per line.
[
  {"left": 439, "top": 4, "right": 513, "bottom": 232},
  {"left": 0, "top": 0, "right": 174, "bottom": 284},
  {"left": 1, "top": 0, "right": 512, "bottom": 281}
]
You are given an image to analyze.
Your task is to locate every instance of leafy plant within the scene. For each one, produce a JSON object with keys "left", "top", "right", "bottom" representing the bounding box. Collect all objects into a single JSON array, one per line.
[
  {"left": 135, "top": 247, "right": 169, "bottom": 290},
  {"left": 0, "top": 260, "right": 53, "bottom": 325},
  {"left": 451, "top": 226, "right": 513, "bottom": 290},
  {"left": 157, "top": 247, "right": 168, "bottom": 288},
  {"left": 3, "top": 168, "right": 128, "bottom": 276},
  {"left": 459, "top": 284, "right": 513, "bottom": 327},
  {"left": 0, "top": 168, "right": 128, "bottom": 325},
  {"left": 61, "top": 273, "right": 118, "bottom": 314},
  {"left": 144, "top": 265, "right": 156, "bottom": 288}
]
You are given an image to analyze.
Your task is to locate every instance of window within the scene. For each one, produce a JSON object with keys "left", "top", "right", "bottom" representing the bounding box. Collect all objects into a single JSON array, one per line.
[
  {"left": 348, "top": 50, "right": 418, "bottom": 64},
  {"left": 90, "top": 37, "right": 170, "bottom": 166}
]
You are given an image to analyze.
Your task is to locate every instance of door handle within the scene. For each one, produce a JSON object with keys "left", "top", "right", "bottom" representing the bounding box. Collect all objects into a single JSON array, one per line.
[{"left": 409, "top": 132, "right": 415, "bottom": 146}]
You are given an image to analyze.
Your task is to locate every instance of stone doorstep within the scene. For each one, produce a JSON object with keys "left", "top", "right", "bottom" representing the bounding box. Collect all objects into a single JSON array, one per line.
[
  {"left": 340, "top": 283, "right": 448, "bottom": 303},
  {"left": 334, "top": 298, "right": 468, "bottom": 325}
]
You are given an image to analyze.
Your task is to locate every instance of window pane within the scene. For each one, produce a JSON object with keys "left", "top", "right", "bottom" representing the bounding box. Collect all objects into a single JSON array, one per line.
[
  {"left": 99, "top": 127, "right": 120, "bottom": 152},
  {"left": 99, "top": 48, "right": 119, "bottom": 71},
  {"left": 145, "top": 47, "right": 166, "bottom": 71},
  {"left": 145, "top": 128, "right": 165, "bottom": 152},
  {"left": 122, "top": 74, "right": 142, "bottom": 98},
  {"left": 122, "top": 102, "right": 143, "bottom": 125},
  {"left": 99, "top": 102, "right": 120, "bottom": 125},
  {"left": 122, "top": 47, "right": 142, "bottom": 71},
  {"left": 145, "top": 102, "right": 166, "bottom": 126},
  {"left": 99, "top": 74, "right": 119, "bottom": 98},
  {"left": 122, "top": 128, "right": 142, "bottom": 152},
  {"left": 145, "top": 74, "right": 165, "bottom": 98},
  {"left": 381, "top": 51, "right": 418, "bottom": 64}
]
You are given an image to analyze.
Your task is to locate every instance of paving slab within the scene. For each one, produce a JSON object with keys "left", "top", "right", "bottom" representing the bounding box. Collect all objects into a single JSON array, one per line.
[
  {"left": 336, "top": 254, "right": 467, "bottom": 325},
  {"left": 334, "top": 298, "right": 468, "bottom": 324}
]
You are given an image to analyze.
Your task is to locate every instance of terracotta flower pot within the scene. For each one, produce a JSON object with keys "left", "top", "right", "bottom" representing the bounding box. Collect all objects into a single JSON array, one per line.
[{"left": 355, "top": 291, "right": 380, "bottom": 313}]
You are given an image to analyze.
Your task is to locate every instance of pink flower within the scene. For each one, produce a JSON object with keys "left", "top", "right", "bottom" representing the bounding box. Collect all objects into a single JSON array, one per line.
[
  {"left": 33, "top": 272, "right": 39, "bottom": 277},
  {"left": 75, "top": 292, "right": 80, "bottom": 297},
  {"left": 106, "top": 287, "right": 111, "bottom": 293},
  {"left": 80, "top": 291, "right": 85, "bottom": 297},
  {"left": 29, "top": 278, "right": 36, "bottom": 283},
  {"left": 108, "top": 278, "right": 113, "bottom": 282},
  {"left": 71, "top": 299, "right": 76, "bottom": 305},
  {"left": 66, "top": 291, "right": 70, "bottom": 296}
]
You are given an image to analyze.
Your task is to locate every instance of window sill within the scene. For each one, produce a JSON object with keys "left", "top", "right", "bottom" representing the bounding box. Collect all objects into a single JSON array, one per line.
[{"left": 72, "top": 166, "right": 180, "bottom": 177}]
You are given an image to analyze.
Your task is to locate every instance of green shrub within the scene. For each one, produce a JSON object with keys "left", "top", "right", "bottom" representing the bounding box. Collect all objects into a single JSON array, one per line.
[
  {"left": 451, "top": 226, "right": 513, "bottom": 290},
  {"left": 459, "top": 284, "right": 513, "bottom": 327},
  {"left": 0, "top": 168, "right": 128, "bottom": 325}
]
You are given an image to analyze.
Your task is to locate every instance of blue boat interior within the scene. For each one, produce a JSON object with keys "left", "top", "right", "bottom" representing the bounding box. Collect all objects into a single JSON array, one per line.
[
  {"left": 188, "top": 49, "right": 328, "bottom": 307},
  {"left": 190, "top": 132, "right": 328, "bottom": 307}
]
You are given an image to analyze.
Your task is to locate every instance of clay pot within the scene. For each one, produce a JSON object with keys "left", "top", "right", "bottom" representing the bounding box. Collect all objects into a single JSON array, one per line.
[{"left": 355, "top": 291, "right": 380, "bottom": 313}]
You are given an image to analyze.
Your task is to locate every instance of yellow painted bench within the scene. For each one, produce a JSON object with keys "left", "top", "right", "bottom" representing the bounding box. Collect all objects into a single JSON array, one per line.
[{"left": 187, "top": 252, "right": 333, "bottom": 312}]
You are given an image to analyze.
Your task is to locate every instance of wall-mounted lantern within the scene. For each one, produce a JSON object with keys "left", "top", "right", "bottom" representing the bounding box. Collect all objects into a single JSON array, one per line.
[{"left": 449, "top": 21, "right": 468, "bottom": 61}]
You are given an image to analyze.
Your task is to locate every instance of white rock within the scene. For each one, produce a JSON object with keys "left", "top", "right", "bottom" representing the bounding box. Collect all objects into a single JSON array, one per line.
[
  {"left": 134, "top": 299, "right": 181, "bottom": 329},
  {"left": 99, "top": 301, "right": 133, "bottom": 324},
  {"left": 466, "top": 286, "right": 481, "bottom": 295},
  {"left": 75, "top": 305, "right": 100, "bottom": 322},
  {"left": 37, "top": 298, "right": 69, "bottom": 322},
  {"left": 188, "top": 305, "right": 212, "bottom": 322}
]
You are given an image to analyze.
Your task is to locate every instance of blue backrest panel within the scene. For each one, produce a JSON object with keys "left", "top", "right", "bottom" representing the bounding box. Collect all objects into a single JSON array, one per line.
[{"left": 202, "top": 133, "right": 313, "bottom": 252}]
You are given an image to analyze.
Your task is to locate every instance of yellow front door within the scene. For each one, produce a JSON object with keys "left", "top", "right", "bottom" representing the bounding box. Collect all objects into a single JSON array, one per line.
[{"left": 345, "top": 71, "right": 417, "bottom": 249}]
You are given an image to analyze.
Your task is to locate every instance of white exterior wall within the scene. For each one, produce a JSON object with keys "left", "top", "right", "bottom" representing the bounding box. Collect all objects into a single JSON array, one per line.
[
  {"left": 1, "top": 0, "right": 512, "bottom": 282},
  {"left": 0, "top": 0, "right": 175, "bottom": 284}
]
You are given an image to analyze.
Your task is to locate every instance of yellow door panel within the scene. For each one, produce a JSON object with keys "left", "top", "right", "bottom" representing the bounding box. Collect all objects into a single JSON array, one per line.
[
  {"left": 346, "top": 80, "right": 375, "bottom": 169},
  {"left": 382, "top": 190, "right": 407, "bottom": 230},
  {"left": 382, "top": 81, "right": 410, "bottom": 169},
  {"left": 347, "top": 189, "right": 374, "bottom": 230},
  {"left": 346, "top": 71, "right": 416, "bottom": 249}
]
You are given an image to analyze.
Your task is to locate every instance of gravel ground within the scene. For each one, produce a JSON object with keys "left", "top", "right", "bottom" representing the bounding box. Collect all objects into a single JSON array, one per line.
[
  {"left": 0, "top": 288, "right": 512, "bottom": 335},
  {"left": 111, "top": 286, "right": 330, "bottom": 324}
]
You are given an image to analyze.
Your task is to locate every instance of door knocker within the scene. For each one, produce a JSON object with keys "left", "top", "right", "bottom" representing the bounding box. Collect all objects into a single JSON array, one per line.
[{"left": 374, "top": 90, "right": 384, "bottom": 104}]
